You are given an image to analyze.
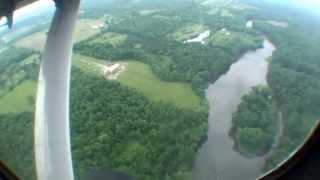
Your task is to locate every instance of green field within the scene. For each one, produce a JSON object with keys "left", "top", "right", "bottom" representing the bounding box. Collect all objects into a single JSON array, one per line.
[
  {"left": 73, "top": 55, "right": 202, "bottom": 111},
  {"left": 16, "top": 18, "right": 106, "bottom": 51},
  {"left": 0, "top": 54, "right": 103, "bottom": 114},
  {"left": 118, "top": 61, "right": 202, "bottom": 111},
  {"left": 72, "top": 54, "right": 106, "bottom": 76},
  {"left": 220, "top": 9, "right": 234, "bottom": 17},
  {"left": 0, "top": 54, "right": 202, "bottom": 113},
  {"left": 90, "top": 32, "right": 127, "bottom": 46},
  {"left": 210, "top": 30, "right": 259, "bottom": 46},
  {"left": 170, "top": 23, "right": 207, "bottom": 41},
  {"left": 0, "top": 80, "right": 37, "bottom": 114}
]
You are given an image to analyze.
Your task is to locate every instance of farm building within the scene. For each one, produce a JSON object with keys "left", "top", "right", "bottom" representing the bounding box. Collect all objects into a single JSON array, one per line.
[{"left": 104, "top": 63, "right": 121, "bottom": 75}]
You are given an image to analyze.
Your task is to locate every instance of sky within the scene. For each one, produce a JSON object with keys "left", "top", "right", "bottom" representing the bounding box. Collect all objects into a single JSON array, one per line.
[
  {"left": 15, "top": 0, "right": 54, "bottom": 15},
  {"left": 264, "top": 0, "right": 320, "bottom": 16},
  {"left": 303, "top": 0, "right": 320, "bottom": 6},
  {"left": 0, "top": 0, "right": 54, "bottom": 26},
  {"left": 0, "top": 0, "right": 319, "bottom": 26}
]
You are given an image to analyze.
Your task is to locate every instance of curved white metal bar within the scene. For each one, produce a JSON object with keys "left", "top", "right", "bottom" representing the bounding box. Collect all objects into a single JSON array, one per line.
[{"left": 35, "top": 1, "right": 80, "bottom": 180}]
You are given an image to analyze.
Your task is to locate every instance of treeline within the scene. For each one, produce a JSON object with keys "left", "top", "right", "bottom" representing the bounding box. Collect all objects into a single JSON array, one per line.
[
  {"left": 231, "top": 86, "right": 278, "bottom": 156},
  {"left": 0, "top": 47, "right": 34, "bottom": 73},
  {"left": 80, "top": 0, "right": 201, "bottom": 19},
  {"left": 0, "top": 112, "right": 36, "bottom": 180},
  {"left": 250, "top": 4, "right": 320, "bottom": 171},
  {"left": 0, "top": 47, "right": 39, "bottom": 97},
  {"left": 70, "top": 69, "right": 208, "bottom": 180}
]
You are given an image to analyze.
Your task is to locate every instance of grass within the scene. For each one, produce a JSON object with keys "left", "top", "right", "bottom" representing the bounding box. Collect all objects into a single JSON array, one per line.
[
  {"left": 220, "top": 9, "right": 233, "bottom": 17},
  {"left": 170, "top": 23, "right": 207, "bottom": 41},
  {"left": 0, "top": 54, "right": 103, "bottom": 114},
  {"left": 15, "top": 18, "right": 106, "bottom": 51},
  {"left": 0, "top": 54, "right": 39, "bottom": 97},
  {"left": 73, "top": 56, "right": 203, "bottom": 111},
  {"left": 90, "top": 32, "right": 127, "bottom": 46},
  {"left": 266, "top": 20, "right": 288, "bottom": 28},
  {"left": 0, "top": 80, "right": 37, "bottom": 114},
  {"left": 73, "top": 18, "right": 106, "bottom": 42},
  {"left": 21, "top": 54, "right": 40, "bottom": 65},
  {"left": 209, "top": 30, "right": 262, "bottom": 48},
  {"left": 207, "top": 8, "right": 220, "bottom": 15},
  {"left": 72, "top": 54, "right": 107, "bottom": 76},
  {"left": 118, "top": 61, "right": 202, "bottom": 111},
  {"left": 139, "top": 9, "right": 164, "bottom": 15},
  {"left": 0, "top": 55, "right": 202, "bottom": 113},
  {"left": 16, "top": 31, "right": 47, "bottom": 51}
]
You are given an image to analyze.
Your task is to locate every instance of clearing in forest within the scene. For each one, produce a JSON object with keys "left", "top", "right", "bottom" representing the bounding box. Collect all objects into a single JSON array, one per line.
[
  {"left": 170, "top": 23, "right": 207, "bottom": 41},
  {"left": 15, "top": 18, "right": 106, "bottom": 51},
  {"left": 73, "top": 55, "right": 202, "bottom": 111},
  {"left": 0, "top": 80, "right": 37, "bottom": 114},
  {"left": 89, "top": 32, "right": 127, "bottom": 46},
  {"left": 118, "top": 61, "right": 203, "bottom": 111}
]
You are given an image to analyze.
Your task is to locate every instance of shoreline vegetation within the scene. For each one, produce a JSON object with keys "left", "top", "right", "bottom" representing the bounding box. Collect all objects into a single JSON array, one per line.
[{"left": 246, "top": 1, "right": 320, "bottom": 171}]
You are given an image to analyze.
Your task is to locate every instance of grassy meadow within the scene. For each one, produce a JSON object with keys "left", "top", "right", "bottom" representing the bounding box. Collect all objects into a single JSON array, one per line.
[
  {"left": 118, "top": 61, "right": 203, "bottom": 111},
  {"left": 0, "top": 80, "right": 37, "bottom": 114}
]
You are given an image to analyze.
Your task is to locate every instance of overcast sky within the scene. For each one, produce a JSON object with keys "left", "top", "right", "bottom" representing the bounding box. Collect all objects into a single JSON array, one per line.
[
  {"left": 0, "top": 0, "right": 54, "bottom": 25},
  {"left": 1, "top": 0, "right": 319, "bottom": 26}
]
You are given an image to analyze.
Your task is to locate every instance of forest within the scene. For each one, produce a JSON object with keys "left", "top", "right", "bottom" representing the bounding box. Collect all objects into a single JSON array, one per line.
[
  {"left": 71, "top": 69, "right": 208, "bottom": 180},
  {"left": 244, "top": 1, "right": 320, "bottom": 171},
  {"left": 0, "top": 112, "right": 36, "bottom": 179},
  {"left": 231, "top": 86, "right": 278, "bottom": 156}
]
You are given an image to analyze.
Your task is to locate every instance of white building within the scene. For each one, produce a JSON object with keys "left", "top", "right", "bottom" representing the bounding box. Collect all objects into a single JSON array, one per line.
[
  {"left": 104, "top": 63, "right": 121, "bottom": 75},
  {"left": 184, "top": 30, "right": 211, "bottom": 44},
  {"left": 91, "top": 23, "right": 105, "bottom": 29}
]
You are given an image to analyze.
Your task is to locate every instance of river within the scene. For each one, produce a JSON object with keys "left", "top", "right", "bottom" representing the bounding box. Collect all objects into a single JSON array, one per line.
[{"left": 192, "top": 38, "right": 276, "bottom": 180}]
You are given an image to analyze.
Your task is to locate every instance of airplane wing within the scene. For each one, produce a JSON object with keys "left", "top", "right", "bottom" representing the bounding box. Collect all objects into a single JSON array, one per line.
[
  {"left": 1, "top": 1, "right": 80, "bottom": 180},
  {"left": 35, "top": 1, "right": 80, "bottom": 180}
]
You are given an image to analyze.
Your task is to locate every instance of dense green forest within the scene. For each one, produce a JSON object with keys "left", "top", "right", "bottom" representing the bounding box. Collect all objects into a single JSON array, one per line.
[
  {"left": 70, "top": 69, "right": 207, "bottom": 180},
  {"left": 243, "top": 1, "right": 320, "bottom": 171},
  {"left": 231, "top": 86, "right": 278, "bottom": 156},
  {"left": 0, "top": 112, "right": 36, "bottom": 179}
]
